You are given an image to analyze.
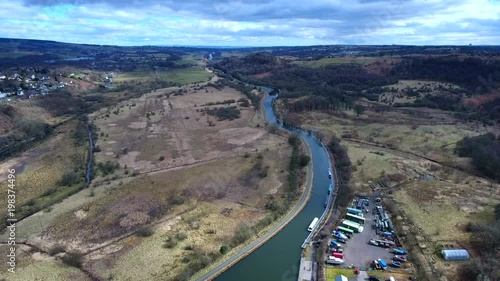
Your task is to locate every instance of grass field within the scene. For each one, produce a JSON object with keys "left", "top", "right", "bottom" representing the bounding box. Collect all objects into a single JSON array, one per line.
[
  {"left": 289, "top": 109, "right": 481, "bottom": 164},
  {"left": 291, "top": 56, "right": 397, "bottom": 68},
  {"left": 344, "top": 142, "right": 402, "bottom": 191},
  {"left": 115, "top": 67, "right": 213, "bottom": 84},
  {"left": 0, "top": 121, "right": 87, "bottom": 207},
  {"left": 325, "top": 267, "right": 412, "bottom": 280},
  {"left": 324, "top": 267, "right": 357, "bottom": 278},
  {"left": 379, "top": 80, "right": 464, "bottom": 104},
  {"left": 0, "top": 258, "right": 91, "bottom": 281}
]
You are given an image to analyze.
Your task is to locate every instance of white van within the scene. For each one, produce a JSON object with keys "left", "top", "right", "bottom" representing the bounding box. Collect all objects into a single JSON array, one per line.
[{"left": 389, "top": 277, "right": 396, "bottom": 281}]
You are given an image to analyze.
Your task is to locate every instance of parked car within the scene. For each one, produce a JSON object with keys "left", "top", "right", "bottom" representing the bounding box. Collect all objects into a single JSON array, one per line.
[
  {"left": 368, "top": 276, "right": 381, "bottom": 281},
  {"left": 369, "top": 239, "right": 379, "bottom": 246},
  {"left": 378, "top": 259, "right": 388, "bottom": 270},
  {"left": 333, "top": 232, "right": 348, "bottom": 240},
  {"left": 325, "top": 256, "right": 344, "bottom": 265},
  {"left": 336, "top": 237, "right": 347, "bottom": 243},
  {"left": 331, "top": 246, "right": 343, "bottom": 253},
  {"left": 391, "top": 260, "right": 402, "bottom": 268},
  {"left": 394, "top": 255, "right": 407, "bottom": 262},
  {"left": 372, "top": 260, "right": 381, "bottom": 270},
  {"left": 393, "top": 248, "right": 408, "bottom": 255}
]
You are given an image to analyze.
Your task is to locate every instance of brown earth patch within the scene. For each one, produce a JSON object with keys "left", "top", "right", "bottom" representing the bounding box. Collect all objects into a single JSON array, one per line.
[{"left": 463, "top": 92, "right": 500, "bottom": 107}]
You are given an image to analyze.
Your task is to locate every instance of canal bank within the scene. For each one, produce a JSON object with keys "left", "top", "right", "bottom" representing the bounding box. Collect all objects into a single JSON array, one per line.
[{"left": 211, "top": 90, "right": 335, "bottom": 281}]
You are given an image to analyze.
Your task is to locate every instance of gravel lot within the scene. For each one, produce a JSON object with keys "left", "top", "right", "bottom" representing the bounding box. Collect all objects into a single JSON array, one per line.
[{"left": 340, "top": 194, "right": 395, "bottom": 269}]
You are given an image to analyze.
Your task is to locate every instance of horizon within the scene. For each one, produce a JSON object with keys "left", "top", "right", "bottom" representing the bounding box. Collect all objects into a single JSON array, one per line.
[
  {"left": 1, "top": 0, "right": 499, "bottom": 47},
  {"left": 2, "top": 36, "right": 500, "bottom": 49}
]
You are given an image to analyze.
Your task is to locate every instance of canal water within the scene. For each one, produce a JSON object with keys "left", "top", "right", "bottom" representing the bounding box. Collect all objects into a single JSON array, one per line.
[{"left": 215, "top": 90, "right": 334, "bottom": 281}]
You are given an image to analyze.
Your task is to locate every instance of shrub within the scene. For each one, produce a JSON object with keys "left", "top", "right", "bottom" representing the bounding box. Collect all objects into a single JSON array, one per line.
[
  {"left": 206, "top": 106, "right": 241, "bottom": 121},
  {"left": 59, "top": 171, "right": 81, "bottom": 186},
  {"left": 96, "top": 161, "right": 118, "bottom": 176},
  {"left": 219, "top": 245, "right": 230, "bottom": 255},
  {"left": 175, "top": 232, "right": 187, "bottom": 241},
  {"left": 49, "top": 244, "right": 66, "bottom": 256},
  {"left": 159, "top": 156, "right": 165, "bottom": 161},
  {"left": 231, "top": 223, "right": 254, "bottom": 246},
  {"left": 163, "top": 238, "right": 177, "bottom": 248},
  {"left": 61, "top": 251, "right": 84, "bottom": 268},
  {"left": 135, "top": 226, "right": 154, "bottom": 237}
]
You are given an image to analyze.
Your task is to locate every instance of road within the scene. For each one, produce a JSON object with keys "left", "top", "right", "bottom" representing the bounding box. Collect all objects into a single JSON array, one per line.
[{"left": 195, "top": 129, "right": 315, "bottom": 281}]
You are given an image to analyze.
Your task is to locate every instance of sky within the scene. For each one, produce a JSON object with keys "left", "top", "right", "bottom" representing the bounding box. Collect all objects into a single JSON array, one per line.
[{"left": 0, "top": 0, "right": 499, "bottom": 46}]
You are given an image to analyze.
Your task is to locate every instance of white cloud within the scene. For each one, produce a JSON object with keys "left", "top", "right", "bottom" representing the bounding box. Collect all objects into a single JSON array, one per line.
[{"left": 0, "top": 0, "right": 497, "bottom": 46}]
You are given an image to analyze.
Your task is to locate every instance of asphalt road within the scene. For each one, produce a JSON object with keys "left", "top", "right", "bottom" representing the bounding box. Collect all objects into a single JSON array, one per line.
[
  {"left": 194, "top": 99, "right": 315, "bottom": 281},
  {"left": 343, "top": 192, "right": 393, "bottom": 269}
]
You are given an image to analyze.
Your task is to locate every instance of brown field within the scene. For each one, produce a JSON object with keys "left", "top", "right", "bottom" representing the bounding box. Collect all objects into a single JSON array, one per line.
[
  {"left": 287, "top": 103, "right": 500, "bottom": 280},
  {"left": 90, "top": 84, "right": 268, "bottom": 176},
  {"left": 0, "top": 79, "right": 292, "bottom": 280}
]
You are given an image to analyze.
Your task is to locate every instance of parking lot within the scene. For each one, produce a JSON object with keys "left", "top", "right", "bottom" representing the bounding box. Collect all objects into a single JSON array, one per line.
[{"left": 338, "top": 194, "right": 395, "bottom": 269}]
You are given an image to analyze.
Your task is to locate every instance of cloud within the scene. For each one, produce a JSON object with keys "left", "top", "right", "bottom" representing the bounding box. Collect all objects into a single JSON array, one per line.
[{"left": 0, "top": 0, "right": 498, "bottom": 46}]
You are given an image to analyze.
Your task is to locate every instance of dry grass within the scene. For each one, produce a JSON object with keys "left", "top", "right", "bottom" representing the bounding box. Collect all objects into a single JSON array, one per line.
[
  {"left": 291, "top": 56, "right": 399, "bottom": 68},
  {"left": 289, "top": 109, "right": 482, "bottom": 165},
  {"left": 115, "top": 68, "right": 213, "bottom": 84},
  {"left": 48, "top": 150, "right": 287, "bottom": 243},
  {"left": 103, "top": 201, "right": 266, "bottom": 280},
  {"left": 0, "top": 121, "right": 87, "bottom": 206},
  {"left": 43, "top": 147, "right": 289, "bottom": 280},
  {"left": 0, "top": 258, "right": 91, "bottom": 281},
  {"left": 394, "top": 187, "right": 470, "bottom": 241},
  {"left": 91, "top": 84, "right": 272, "bottom": 176},
  {"left": 379, "top": 80, "right": 463, "bottom": 104}
]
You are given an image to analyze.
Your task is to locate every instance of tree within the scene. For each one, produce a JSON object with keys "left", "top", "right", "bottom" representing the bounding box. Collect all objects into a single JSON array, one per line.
[
  {"left": 353, "top": 104, "right": 366, "bottom": 116},
  {"left": 299, "top": 154, "right": 310, "bottom": 167},
  {"left": 219, "top": 245, "right": 230, "bottom": 255}
]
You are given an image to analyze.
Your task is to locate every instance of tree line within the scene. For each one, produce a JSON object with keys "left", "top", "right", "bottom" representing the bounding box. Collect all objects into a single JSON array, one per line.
[{"left": 455, "top": 133, "right": 500, "bottom": 181}]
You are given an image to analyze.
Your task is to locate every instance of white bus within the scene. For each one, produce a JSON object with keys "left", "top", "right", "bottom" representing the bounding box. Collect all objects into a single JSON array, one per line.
[{"left": 308, "top": 217, "right": 319, "bottom": 232}]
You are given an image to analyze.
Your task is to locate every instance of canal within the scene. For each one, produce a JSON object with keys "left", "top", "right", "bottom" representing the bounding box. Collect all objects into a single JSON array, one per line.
[{"left": 215, "top": 90, "right": 335, "bottom": 281}]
